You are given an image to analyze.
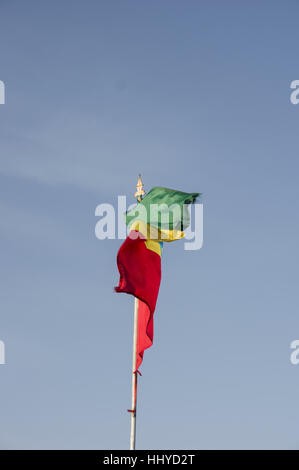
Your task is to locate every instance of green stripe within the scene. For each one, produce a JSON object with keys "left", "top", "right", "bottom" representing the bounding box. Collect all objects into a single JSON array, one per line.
[{"left": 126, "top": 187, "right": 200, "bottom": 231}]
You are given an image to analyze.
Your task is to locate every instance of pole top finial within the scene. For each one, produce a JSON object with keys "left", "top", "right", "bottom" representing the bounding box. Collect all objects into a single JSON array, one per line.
[{"left": 134, "top": 174, "right": 145, "bottom": 202}]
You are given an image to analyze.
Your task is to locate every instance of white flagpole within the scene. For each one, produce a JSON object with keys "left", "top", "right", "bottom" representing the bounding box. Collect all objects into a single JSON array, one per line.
[
  {"left": 129, "top": 296, "right": 139, "bottom": 450},
  {"left": 129, "top": 174, "right": 145, "bottom": 450}
]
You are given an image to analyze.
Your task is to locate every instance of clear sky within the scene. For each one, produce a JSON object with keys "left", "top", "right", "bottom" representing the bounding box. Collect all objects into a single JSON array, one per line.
[{"left": 1, "top": 0, "right": 299, "bottom": 450}]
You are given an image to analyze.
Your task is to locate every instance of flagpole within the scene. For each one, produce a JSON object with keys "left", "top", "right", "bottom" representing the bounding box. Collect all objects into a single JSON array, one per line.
[
  {"left": 129, "top": 174, "right": 145, "bottom": 450},
  {"left": 129, "top": 296, "right": 139, "bottom": 450}
]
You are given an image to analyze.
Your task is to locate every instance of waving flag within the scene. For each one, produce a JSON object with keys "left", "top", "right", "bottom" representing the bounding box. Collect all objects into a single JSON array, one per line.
[
  {"left": 115, "top": 231, "right": 162, "bottom": 369},
  {"left": 115, "top": 187, "right": 200, "bottom": 370},
  {"left": 125, "top": 186, "right": 199, "bottom": 231}
]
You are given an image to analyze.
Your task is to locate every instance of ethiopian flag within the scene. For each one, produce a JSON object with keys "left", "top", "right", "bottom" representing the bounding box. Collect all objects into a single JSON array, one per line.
[
  {"left": 126, "top": 186, "right": 199, "bottom": 231},
  {"left": 115, "top": 187, "right": 199, "bottom": 370}
]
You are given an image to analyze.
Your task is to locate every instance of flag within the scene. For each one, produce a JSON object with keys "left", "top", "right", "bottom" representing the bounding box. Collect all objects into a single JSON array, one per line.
[
  {"left": 115, "top": 230, "right": 162, "bottom": 369},
  {"left": 115, "top": 187, "right": 200, "bottom": 370},
  {"left": 125, "top": 187, "right": 200, "bottom": 231}
]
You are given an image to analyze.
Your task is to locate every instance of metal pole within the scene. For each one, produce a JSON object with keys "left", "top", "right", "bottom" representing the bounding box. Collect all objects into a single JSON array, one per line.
[
  {"left": 129, "top": 297, "right": 139, "bottom": 450},
  {"left": 129, "top": 174, "right": 145, "bottom": 450}
]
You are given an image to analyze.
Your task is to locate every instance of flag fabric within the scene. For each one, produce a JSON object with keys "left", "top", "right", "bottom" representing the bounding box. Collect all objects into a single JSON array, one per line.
[
  {"left": 115, "top": 230, "right": 162, "bottom": 316},
  {"left": 125, "top": 187, "right": 200, "bottom": 231},
  {"left": 115, "top": 230, "right": 162, "bottom": 369},
  {"left": 115, "top": 187, "right": 199, "bottom": 373}
]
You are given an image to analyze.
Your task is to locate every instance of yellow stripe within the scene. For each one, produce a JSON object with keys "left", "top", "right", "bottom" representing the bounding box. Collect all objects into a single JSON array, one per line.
[
  {"left": 130, "top": 220, "right": 184, "bottom": 242},
  {"left": 145, "top": 239, "right": 162, "bottom": 257}
]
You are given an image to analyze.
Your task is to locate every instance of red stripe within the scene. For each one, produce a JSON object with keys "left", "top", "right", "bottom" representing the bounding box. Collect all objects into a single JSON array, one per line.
[
  {"left": 115, "top": 230, "right": 161, "bottom": 368},
  {"left": 136, "top": 300, "right": 153, "bottom": 370}
]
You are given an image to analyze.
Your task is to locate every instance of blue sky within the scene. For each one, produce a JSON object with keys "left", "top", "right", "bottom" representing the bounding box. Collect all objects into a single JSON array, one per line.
[{"left": 0, "top": 0, "right": 299, "bottom": 449}]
